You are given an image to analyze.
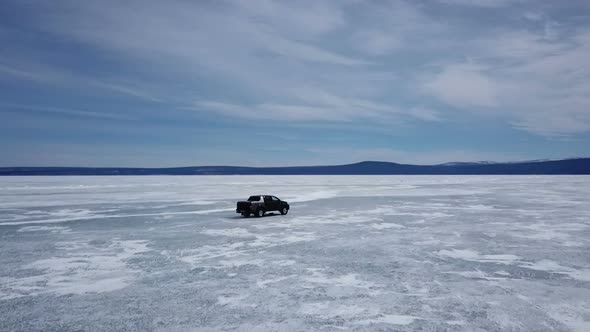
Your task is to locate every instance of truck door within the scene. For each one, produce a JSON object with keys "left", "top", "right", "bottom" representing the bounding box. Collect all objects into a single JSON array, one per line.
[
  {"left": 263, "top": 196, "right": 275, "bottom": 211},
  {"left": 270, "top": 196, "right": 281, "bottom": 211}
]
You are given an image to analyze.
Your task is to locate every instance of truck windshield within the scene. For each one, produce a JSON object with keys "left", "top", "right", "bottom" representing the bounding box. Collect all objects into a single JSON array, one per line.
[{"left": 247, "top": 196, "right": 261, "bottom": 202}]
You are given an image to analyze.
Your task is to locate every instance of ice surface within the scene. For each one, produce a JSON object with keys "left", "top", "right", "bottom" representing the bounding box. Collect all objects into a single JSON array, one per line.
[{"left": 1, "top": 175, "right": 589, "bottom": 331}]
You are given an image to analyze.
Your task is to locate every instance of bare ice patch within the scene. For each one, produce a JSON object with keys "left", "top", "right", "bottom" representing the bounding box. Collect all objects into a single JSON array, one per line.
[
  {"left": 287, "top": 190, "right": 340, "bottom": 203},
  {"left": 0, "top": 208, "right": 235, "bottom": 226},
  {"left": 511, "top": 222, "right": 587, "bottom": 246},
  {"left": 201, "top": 228, "right": 254, "bottom": 238},
  {"left": 288, "top": 214, "right": 380, "bottom": 226},
  {"left": 175, "top": 230, "right": 316, "bottom": 268},
  {"left": 546, "top": 303, "right": 590, "bottom": 332},
  {"left": 0, "top": 239, "right": 150, "bottom": 299},
  {"left": 303, "top": 269, "right": 379, "bottom": 290},
  {"left": 217, "top": 294, "right": 251, "bottom": 307},
  {"left": 256, "top": 275, "right": 294, "bottom": 288},
  {"left": 444, "top": 270, "right": 509, "bottom": 281},
  {"left": 370, "top": 223, "right": 404, "bottom": 230},
  {"left": 438, "top": 250, "right": 590, "bottom": 282},
  {"left": 519, "top": 260, "right": 590, "bottom": 282},
  {"left": 0, "top": 208, "right": 105, "bottom": 226},
  {"left": 437, "top": 249, "right": 521, "bottom": 264},
  {"left": 17, "top": 225, "right": 71, "bottom": 233},
  {"left": 355, "top": 314, "right": 421, "bottom": 326},
  {"left": 365, "top": 205, "right": 452, "bottom": 218},
  {"left": 218, "top": 258, "right": 266, "bottom": 268},
  {"left": 299, "top": 302, "right": 368, "bottom": 318},
  {"left": 299, "top": 302, "right": 420, "bottom": 327}
]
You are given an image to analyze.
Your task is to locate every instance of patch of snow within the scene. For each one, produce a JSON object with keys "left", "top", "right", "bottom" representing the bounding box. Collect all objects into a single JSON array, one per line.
[
  {"left": 370, "top": 223, "right": 404, "bottom": 230},
  {"left": 437, "top": 249, "right": 521, "bottom": 264},
  {"left": 17, "top": 226, "right": 71, "bottom": 233},
  {"left": 355, "top": 314, "right": 421, "bottom": 325},
  {"left": 201, "top": 228, "right": 253, "bottom": 238},
  {"left": 1, "top": 239, "right": 150, "bottom": 299}
]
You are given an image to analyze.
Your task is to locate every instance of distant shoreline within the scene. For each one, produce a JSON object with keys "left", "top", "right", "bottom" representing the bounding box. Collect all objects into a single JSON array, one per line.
[{"left": 1, "top": 159, "right": 589, "bottom": 176}]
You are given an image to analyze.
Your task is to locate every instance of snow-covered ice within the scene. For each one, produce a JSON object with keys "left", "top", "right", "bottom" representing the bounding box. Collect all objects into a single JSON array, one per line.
[{"left": 0, "top": 175, "right": 589, "bottom": 331}]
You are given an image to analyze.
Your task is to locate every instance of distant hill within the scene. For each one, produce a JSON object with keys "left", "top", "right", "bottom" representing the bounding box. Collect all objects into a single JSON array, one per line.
[{"left": 1, "top": 158, "right": 589, "bottom": 175}]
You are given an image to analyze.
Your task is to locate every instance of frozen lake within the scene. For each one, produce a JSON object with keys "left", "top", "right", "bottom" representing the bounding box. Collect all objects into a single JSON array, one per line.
[{"left": 1, "top": 175, "right": 589, "bottom": 331}]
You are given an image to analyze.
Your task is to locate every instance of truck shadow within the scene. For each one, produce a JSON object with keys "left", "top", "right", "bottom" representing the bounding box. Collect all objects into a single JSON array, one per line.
[{"left": 227, "top": 212, "right": 283, "bottom": 220}]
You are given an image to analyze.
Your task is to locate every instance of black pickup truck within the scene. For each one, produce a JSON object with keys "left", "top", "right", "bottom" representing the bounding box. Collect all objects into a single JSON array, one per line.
[{"left": 236, "top": 195, "right": 290, "bottom": 217}]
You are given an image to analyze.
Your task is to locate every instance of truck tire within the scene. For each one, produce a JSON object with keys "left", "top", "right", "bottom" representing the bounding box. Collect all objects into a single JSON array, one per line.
[
  {"left": 241, "top": 211, "right": 250, "bottom": 217},
  {"left": 280, "top": 207, "right": 288, "bottom": 215},
  {"left": 256, "top": 208, "right": 265, "bottom": 218}
]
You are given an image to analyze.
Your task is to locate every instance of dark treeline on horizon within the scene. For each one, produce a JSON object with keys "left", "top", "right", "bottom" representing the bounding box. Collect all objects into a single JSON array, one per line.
[{"left": 1, "top": 159, "right": 589, "bottom": 176}]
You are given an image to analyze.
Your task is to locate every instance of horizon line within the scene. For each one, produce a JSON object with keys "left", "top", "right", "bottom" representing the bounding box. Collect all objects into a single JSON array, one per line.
[{"left": 1, "top": 157, "right": 588, "bottom": 169}]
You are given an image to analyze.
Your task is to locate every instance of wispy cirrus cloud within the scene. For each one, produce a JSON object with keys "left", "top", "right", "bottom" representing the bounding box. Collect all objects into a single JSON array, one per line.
[
  {"left": 434, "top": 0, "right": 526, "bottom": 8},
  {"left": 0, "top": 59, "right": 163, "bottom": 103},
  {"left": 0, "top": 103, "right": 137, "bottom": 121}
]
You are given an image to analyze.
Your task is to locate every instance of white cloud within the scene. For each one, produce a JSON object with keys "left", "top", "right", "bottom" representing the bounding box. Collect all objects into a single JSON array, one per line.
[
  {"left": 512, "top": 112, "right": 590, "bottom": 137},
  {"left": 435, "top": 0, "right": 523, "bottom": 8},
  {"left": 523, "top": 11, "right": 544, "bottom": 22},
  {"left": 231, "top": 0, "right": 345, "bottom": 37},
  {"left": 353, "top": 30, "right": 403, "bottom": 56},
  {"left": 491, "top": 31, "right": 590, "bottom": 136},
  {"left": 410, "top": 107, "right": 442, "bottom": 122},
  {"left": 195, "top": 89, "right": 441, "bottom": 124},
  {"left": 422, "top": 64, "right": 498, "bottom": 108},
  {"left": 418, "top": 22, "right": 590, "bottom": 136},
  {"left": 481, "top": 30, "right": 566, "bottom": 59}
]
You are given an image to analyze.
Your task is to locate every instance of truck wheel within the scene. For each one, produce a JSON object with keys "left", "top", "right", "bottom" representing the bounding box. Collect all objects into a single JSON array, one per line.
[
  {"left": 256, "top": 209, "right": 265, "bottom": 218},
  {"left": 241, "top": 212, "right": 250, "bottom": 217},
  {"left": 280, "top": 207, "right": 288, "bottom": 215}
]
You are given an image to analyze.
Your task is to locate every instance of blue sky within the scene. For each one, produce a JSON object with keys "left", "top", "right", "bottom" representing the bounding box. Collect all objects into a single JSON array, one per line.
[{"left": 1, "top": 0, "right": 589, "bottom": 167}]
